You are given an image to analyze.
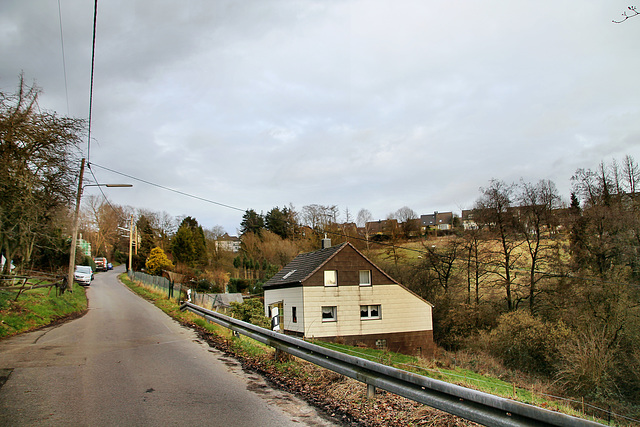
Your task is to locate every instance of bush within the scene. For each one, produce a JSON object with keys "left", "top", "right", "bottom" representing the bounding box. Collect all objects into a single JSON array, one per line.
[
  {"left": 113, "top": 249, "right": 127, "bottom": 264},
  {"left": 230, "top": 298, "right": 270, "bottom": 329},
  {"left": 195, "top": 279, "right": 212, "bottom": 293},
  {"left": 227, "top": 278, "right": 251, "bottom": 293},
  {"left": 430, "top": 293, "right": 500, "bottom": 351},
  {"left": 486, "top": 310, "right": 571, "bottom": 376},
  {"left": 556, "top": 326, "right": 622, "bottom": 400},
  {"left": 80, "top": 255, "right": 96, "bottom": 270}
]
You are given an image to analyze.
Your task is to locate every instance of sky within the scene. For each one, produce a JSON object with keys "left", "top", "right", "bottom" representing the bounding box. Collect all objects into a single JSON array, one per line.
[{"left": 2, "top": 1, "right": 640, "bottom": 234}]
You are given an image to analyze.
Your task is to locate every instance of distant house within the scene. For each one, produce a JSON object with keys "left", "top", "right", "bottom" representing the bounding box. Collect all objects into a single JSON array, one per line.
[
  {"left": 461, "top": 210, "right": 478, "bottom": 230},
  {"left": 365, "top": 219, "right": 399, "bottom": 239},
  {"left": 214, "top": 233, "right": 241, "bottom": 253},
  {"left": 420, "top": 211, "right": 453, "bottom": 231},
  {"left": 340, "top": 222, "right": 359, "bottom": 238},
  {"left": 263, "top": 240, "right": 434, "bottom": 356},
  {"left": 76, "top": 235, "right": 92, "bottom": 258}
]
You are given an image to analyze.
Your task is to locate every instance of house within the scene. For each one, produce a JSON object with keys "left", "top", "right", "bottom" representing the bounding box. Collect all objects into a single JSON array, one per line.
[
  {"left": 365, "top": 219, "right": 399, "bottom": 240},
  {"left": 214, "top": 233, "right": 241, "bottom": 253},
  {"left": 420, "top": 211, "right": 453, "bottom": 231},
  {"left": 76, "top": 235, "right": 92, "bottom": 257},
  {"left": 422, "top": 211, "right": 454, "bottom": 230},
  {"left": 461, "top": 210, "right": 478, "bottom": 230},
  {"left": 263, "top": 239, "right": 434, "bottom": 356}
]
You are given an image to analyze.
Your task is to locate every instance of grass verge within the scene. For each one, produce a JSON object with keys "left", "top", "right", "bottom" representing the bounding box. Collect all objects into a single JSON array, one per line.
[{"left": 0, "top": 282, "right": 88, "bottom": 339}]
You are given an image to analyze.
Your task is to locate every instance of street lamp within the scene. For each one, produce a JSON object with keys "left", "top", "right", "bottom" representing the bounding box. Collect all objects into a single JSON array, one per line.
[{"left": 67, "top": 158, "right": 132, "bottom": 290}]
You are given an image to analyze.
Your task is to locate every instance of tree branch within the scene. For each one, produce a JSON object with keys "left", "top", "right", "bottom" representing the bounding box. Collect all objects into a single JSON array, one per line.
[{"left": 613, "top": 6, "right": 639, "bottom": 23}]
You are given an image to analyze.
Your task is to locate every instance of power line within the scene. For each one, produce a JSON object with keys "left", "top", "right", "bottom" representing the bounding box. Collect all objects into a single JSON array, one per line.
[
  {"left": 57, "top": 0, "right": 70, "bottom": 115},
  {"left": 86, "top": 163, "right": 129, "bottom": 224},
  {"left": 88, "top": 162, "right": 246, "bottom": 213},
  {"left": 87, "top": 0, "right": 98, "bottom": 162}
]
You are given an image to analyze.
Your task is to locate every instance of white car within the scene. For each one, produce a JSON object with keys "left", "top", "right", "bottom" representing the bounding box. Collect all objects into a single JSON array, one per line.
[{"left": 74, "top": 265, "right": 93, "bottom": 285}]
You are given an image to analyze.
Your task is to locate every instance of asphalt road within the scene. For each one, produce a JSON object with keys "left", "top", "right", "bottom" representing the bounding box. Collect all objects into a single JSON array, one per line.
[{"left": 0, "top": 266, "right": 336, "bottom": 426}]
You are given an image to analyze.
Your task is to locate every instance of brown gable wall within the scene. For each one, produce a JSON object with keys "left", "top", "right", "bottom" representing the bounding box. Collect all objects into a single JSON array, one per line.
[{"left": 303, "top": 244, "right": 392, "bottom": 287}]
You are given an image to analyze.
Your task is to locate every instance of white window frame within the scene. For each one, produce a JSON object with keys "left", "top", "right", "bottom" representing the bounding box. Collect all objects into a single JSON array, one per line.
[
  {"left": 321, "top": 306, "right": 337, "bottom": 322},
  {"left": 360, "top": 304, "right": 381, "bottom": 320},
  {"left": 359, "top": 270, "right": 371, "bottom": 286},
  {"left": 324, "top": 270, "right": 337, "bottom": 287}
]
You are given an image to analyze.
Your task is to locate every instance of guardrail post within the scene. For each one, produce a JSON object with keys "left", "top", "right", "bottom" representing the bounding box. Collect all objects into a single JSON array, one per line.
[{"left": 367, "top": 384, "right": 376, "bottom": 399}]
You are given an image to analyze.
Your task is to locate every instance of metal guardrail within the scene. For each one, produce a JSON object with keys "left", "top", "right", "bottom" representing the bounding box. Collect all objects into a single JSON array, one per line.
[{"left": 180, "top": 302, "right": 604, "bottom": 427}]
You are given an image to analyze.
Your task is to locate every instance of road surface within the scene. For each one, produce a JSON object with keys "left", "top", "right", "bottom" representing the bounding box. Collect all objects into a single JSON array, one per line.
[{"left": 0, "top": 266, "right": 337, "bottom": 426}]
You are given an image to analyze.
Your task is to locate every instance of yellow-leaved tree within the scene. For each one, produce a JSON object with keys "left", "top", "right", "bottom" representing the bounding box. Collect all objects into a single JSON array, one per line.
[{"left": 145, "top": 247, "right": 174, "bottom": 276}]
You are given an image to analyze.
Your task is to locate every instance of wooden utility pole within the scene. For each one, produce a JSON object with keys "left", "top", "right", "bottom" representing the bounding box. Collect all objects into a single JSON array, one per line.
[
  {"left": 128, "top": 214, "right": 133, "bottom": 273},
  {"left": 67, "top": 158, "right": 86, "bottom": 291}
]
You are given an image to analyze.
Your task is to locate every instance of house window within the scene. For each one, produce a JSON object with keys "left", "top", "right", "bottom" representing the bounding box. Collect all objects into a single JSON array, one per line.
[
  {"left": 359, "top": 270, "right": 371, "bottom": 286},
  {"left": 292, "top": 306, "right": 297, "bottom": 323},
  {"left": 324, "top": 270, "right": 337, "bottom": 286},
  {"left": 322, "top": 306, "right": 337, "bottom": 322},
  {"left": 360, "top": 305, "right": 381, "bottom": 320}
]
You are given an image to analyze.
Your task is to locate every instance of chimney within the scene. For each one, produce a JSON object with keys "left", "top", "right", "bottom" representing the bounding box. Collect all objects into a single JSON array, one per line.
[{"left": 321, "top": 234, "right": 331, "bottom": 249}]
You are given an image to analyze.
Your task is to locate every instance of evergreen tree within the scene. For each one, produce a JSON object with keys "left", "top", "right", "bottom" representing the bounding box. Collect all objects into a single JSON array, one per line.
[
  {"left": 137, "top": 215, "right": 155, "bottom": 259},
  {"left": 240, "top": 209, "right": 264, "bottom": 236},
  {"left": 170, "top": 225, "right": 195, "bottom": 265},
  {"left": 170, "top": 216, "right": 207, "bottom": 268},
  {"left": 265, "top": 207, "right": 288, "bottom": 238}
]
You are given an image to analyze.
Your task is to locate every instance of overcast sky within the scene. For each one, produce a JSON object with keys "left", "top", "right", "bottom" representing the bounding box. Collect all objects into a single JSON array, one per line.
[{"left": 2, "top": 1, "right": 640, "bottom": 234}]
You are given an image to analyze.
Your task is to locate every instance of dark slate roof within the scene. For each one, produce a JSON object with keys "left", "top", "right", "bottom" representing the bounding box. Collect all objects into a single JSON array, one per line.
[{"left": 263, "top": 242, "right": 347, "bottom": 289}]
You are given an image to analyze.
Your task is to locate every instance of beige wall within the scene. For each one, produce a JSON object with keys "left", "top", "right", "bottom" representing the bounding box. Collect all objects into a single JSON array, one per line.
[{"left": 301, "top": 284, "right": 432, "bottom": 339}]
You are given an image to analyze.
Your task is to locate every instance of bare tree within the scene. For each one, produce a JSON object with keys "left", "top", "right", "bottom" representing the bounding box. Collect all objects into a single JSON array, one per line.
[
  {"left": 0, "top": 75, "right": 84, "bottom": 273},
  {"left": 356, "top": 208, "right": 372, "bottom": 228},
  {"left": 395, "top": 206, "right": 419, "bottom": 238},
  {"left": 462, "top": 228, "right": 490, "bottom": 307},
  {"left": 518, "top": 179, "right": 561, "bottom": 313},
  {"left": 382, "top": 214, "right": 403, "bottom": 267},
  {"left": 301, "top": 204, "right": 339, "bottom": 232},
  {"left": 622, "top": 154, "right": 639, "bottom": 194},
  {"left": 203, "top": 225, "right": 226, "bottom": 268},
  {"left": 421, "top": 237, "right": 463, "bottom": 293},
  {"left": 344, "top": 207, "right": 352, "bottom": 224},
  {"left": 474, "top": 179, "right": 523, "bottom": 311},
  {"left": 571, "top": 168, "right": 601, "bottom": 208},
  {"left": 84, "top": 195, "right": 126, "bottom": 258},
  {"left": 357, "top": 208, "right": 373, "bottom": 250},
  {"left": 157, "top": 211, "right": 177, "bottom": 250}
]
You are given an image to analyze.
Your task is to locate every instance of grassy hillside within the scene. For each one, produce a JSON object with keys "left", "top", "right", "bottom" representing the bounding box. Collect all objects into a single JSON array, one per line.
[{"left": 0, "top": 282, "right": 87, "bottom": 338}]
